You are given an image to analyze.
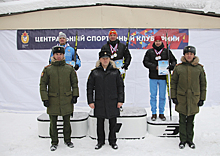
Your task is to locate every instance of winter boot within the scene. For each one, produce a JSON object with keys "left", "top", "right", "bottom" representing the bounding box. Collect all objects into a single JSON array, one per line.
[
  {"left": 179, "top": 142, "right": 186, "bottom": 149},
  {"left": 50, "top": 144, "right": 58, "bottom": 151},
  {"left": 95, "top": 143, "right": 105, "bottom": 150},
  {"left": 65, "top": 142, "right": 74, "bottom": 148},
  {"left": 109, "top": 143, "right": 118, "bottom": 150},
  {"left": 159, "top": 114, "right": 166, "bottom": 121},
  {"left": 151, "top": 114, "right": 157, "bottom": 121},
  {"left": 186, "top": 141, "right": 195, "bottom": 149}
]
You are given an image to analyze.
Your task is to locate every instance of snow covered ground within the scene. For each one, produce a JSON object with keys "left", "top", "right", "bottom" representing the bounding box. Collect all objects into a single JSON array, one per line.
[{"left": 1, "top": 105, "right": 220, "bottom": 156}]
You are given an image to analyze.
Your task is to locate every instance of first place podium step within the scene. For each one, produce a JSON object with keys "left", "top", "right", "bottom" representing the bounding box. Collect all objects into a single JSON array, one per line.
[
  {"left": 37, "top": 112, "right": 89, "bottom": 138},
  {"left": 88, "top": 107, "right": 147, "bottom": 139}
]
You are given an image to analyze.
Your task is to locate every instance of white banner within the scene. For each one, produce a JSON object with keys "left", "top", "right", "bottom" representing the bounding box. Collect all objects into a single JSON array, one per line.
[{"left": 0, "top": 29, "right": 218, "bottom": 111}]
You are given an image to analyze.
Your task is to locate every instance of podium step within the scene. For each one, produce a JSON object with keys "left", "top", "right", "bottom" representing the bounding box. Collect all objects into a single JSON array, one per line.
[
  {"left": 88, "top": 107, "right": 147, "bottom": 139},
  {"left": 37, "top": 112, "right": 89, "bottom": 138},
  {"left": 147, "top": 116, "right": 179, "bottom": 137}
]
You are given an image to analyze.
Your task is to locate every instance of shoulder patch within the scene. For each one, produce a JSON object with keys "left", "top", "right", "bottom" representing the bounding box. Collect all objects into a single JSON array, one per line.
[
  {"left": 41, "top": 72, "right": 44, "bottom": 77},
  {"left": 44, "top": 64, "right": 51, "bottom": 68},
  {"left": 198, "top": 63, "right": 204, "bottom": 67},
  {"left": 176, "top": 63, "right": 182, "bottom": 66}
]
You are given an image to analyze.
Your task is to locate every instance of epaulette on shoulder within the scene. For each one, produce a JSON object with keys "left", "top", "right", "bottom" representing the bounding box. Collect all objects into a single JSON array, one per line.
[
  {"left": 198, "top": 63, "right": 204, "bottom": 67},
  {"left": 44, "top": 64, "right": 51, "bottom": 68},
  {"left": 91, "top": 68, "right": 96, "bottom": 71},
  {"left": 176, "top": 63, "right": 182, "bottom": 66},
  {"left": 66, "top": 63, "right": 73, "bottom": 67}
]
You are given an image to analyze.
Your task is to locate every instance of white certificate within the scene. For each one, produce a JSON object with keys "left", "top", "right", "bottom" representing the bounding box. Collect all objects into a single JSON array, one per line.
[
  {"left": 158, "top": 60, "right": 169, "bottom": 75},
  {"left": 114, "top": 59, "right": 125, "bottom": 74},
  {"left": 66, "top": 61, "right": 75, "bottom": 67}
]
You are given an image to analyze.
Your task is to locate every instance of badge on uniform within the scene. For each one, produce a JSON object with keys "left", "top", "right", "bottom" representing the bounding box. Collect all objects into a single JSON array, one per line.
[
  {"left": 41, "top": 72, "right": 44, "bottom": 77},
  {"left": 155, "top": 56, "right": 161, "bottom": 60}
]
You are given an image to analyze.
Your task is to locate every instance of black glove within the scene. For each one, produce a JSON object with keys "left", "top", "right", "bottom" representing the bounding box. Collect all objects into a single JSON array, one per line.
[
  {"left": 197, "top": 100, "right": 204, "bottom": 107},
  {"left": 172, "top": 98, "right": 178, "bottom": 105},
  {"left": 74, "top": 64, "right": 79, "bottom": 71},
  {"left": 43, "top": 100, "right": 49, "bottom": 107},
  {"left": 167, "top": 65, "right": 174, "bottom": 71},
  {"left": 121, "top": 64, "right": 128, "bottom": 70},
  {"left": 71, "top": 96, "right": 78, "bottom": 104}
]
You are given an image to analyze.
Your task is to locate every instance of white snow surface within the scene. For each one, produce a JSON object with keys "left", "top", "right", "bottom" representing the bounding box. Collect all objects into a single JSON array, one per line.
[
  {"left": 0, "top": 0, "right": 220, "bottom": 15},
  {"left": 0, "top": 0, "right": 220, "bottom": 155},
  {"left": 1, "top": 105, "right": 220, "bottom": 156}
]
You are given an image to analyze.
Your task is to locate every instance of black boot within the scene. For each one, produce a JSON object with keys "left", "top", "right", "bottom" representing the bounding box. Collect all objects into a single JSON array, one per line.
[
  {"left": 50, "top": 144, "right": 58, "bottom": 151},
  {"left": 179, "top": 141, "right": 186, "bottom": 149},
  {"left": 64, "top": 141, "right": 74, "bottom": 148},
  {"left": 186, "top": 141, "right": 195, "bottom": 149},
  {"left": 95, "top": 143, "right": 105, "bottom": 150},
  {"left": 109, "top": 143, "right": 118, "bottom": 150}
]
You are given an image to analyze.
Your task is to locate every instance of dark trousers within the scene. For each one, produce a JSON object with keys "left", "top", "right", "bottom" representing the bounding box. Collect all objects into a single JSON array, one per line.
[
  {"left": 179, "top": 113, "right": 195, "bottom": 142},
  {"left": 97, "top": 117, "right": 117, "bottom": 144},
  {"left": 49, "top": 114, "right": 72, "bottom": 145}
]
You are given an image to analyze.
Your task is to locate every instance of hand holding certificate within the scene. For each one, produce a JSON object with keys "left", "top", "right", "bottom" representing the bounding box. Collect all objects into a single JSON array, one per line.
[
  {"left": 66, "top": 61, "right": 75, "bottom": 67},
  {"left": 158, "top": 60, "right": 169, "bottom": 75},
  {"left": 114, "top": 59, "right": 125, "bottom": 74}
]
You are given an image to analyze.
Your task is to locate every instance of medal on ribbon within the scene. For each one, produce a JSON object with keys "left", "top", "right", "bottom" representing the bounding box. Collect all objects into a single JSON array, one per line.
[
  {"left": 155, "top": 56, "right": 161, "bottom": 60},
  {"left": 154, "top": 48, "right": 164, "bottom": 60},
  {"left": 110, "top": 44, "right": 118, "bottom": 58}
]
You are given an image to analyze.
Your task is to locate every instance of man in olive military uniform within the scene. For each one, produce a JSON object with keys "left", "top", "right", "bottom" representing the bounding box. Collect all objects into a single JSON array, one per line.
[
  {"left": 171, "top": 45, "right": 207, "bottom": 149},
  {"left": 87, "top": 49, "right": 124, "bottom": 150},
  {"left": 40, "top": 46, "right": 79, "bottom": 151}
]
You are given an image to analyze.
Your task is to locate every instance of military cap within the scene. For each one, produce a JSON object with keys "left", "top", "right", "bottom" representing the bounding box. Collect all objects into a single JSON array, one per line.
[
  {"left": 99, "top": 49, "right": 111, "bottom": 58},
  {"left": 52, "top": 46, "right": 65, "bottom": 54},
  {"left": 183, "top": 46, "right": 196, "bottom": 55}
]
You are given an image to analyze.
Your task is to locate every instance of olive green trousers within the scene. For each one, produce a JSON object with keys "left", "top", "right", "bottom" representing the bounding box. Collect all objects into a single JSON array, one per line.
[
  {"left": 49, "top": 114, "right": 72, "bottom": 145},
  {"left": 179, "top": 113, "right": 195, "bottom": 142}
]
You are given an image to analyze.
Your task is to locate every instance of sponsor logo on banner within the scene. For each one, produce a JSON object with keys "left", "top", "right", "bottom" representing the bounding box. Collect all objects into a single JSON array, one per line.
[{"left": 17, "top": 29, "right": 188, "bottom": 50}]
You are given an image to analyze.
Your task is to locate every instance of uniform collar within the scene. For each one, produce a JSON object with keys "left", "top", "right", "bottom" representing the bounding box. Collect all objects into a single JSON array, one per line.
[
  {"left": 52, "top": 59, "right": 66, "bottom": 66},
  {"left": 181, "top": 56, "right": 199, "bottom": 66}
]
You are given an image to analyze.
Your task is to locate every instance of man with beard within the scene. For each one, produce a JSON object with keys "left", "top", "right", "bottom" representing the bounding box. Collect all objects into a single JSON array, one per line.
[{"left": 143, "top": 36, "right": 177, "bottom": 121}]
